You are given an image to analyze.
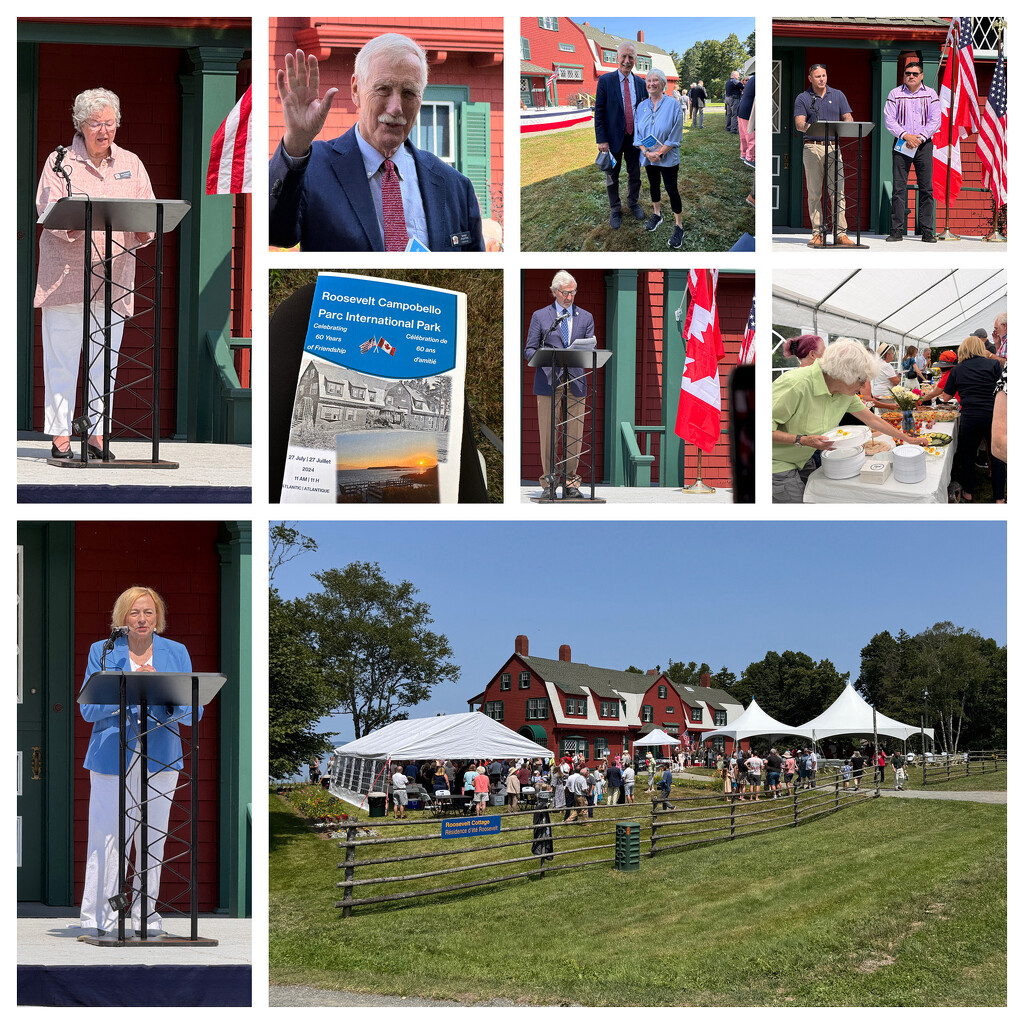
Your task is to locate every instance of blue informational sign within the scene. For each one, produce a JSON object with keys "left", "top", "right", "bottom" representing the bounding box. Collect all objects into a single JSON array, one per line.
[
  {"left": 303, "top": 272, "right": 459, "bottom": 380},
  {"left": 441, "top": 815, "right": 502, "bottom": 839}
]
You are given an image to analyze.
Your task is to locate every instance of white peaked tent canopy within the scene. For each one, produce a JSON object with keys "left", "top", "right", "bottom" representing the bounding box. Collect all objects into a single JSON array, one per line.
[
  {"left": 773, "top": 268, "right": 1007, "bottom": 352},
  {"left": 703, "top": 696, "right": 813, "bottom": 743},
  {"left": 797, "top": 684, "right": 934, "bottom": 743},
  {"left": 632, "top": 729, "right": 680, "bottom": 748},
  {"left": 332, "top": 712, "right": 555, "bottom": 761},
  {"left": 329, "top": 713, "right": 555, "bottom": 808}
]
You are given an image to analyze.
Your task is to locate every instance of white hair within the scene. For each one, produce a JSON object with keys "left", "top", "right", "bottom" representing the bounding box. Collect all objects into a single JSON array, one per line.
[
  {"left": 616, "top": 41, "right": 638, "bottom": 57},
  {"left": 72, "top": 88, "right": 122, "bottom": 133},
  {"left": 550, "top": 270, "right": 576, "bottom": 293},
  {"left": 646, "top": 68, "right": 667, "bottom": 90},
  {"left": 354, "top": 33, "right": 428, "bottom": 92},
  {"left": 819, "top": 338, "right": 891, "bottom": 385}
]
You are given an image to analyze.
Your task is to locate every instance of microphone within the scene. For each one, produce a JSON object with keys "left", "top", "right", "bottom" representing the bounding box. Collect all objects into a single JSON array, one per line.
[
  {"left": 100, "top": 626, "right": 127, "bottom": 671},
  {"left": 109, "top": 626, "right": 129, "bottom": 640}
]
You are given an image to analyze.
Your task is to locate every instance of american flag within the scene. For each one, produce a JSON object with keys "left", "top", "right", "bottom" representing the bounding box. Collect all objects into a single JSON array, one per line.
[
  {"left": 933, "top": 18, "right": 980, "bottom": 205},
  {"left": 206, "top": 85, "right": 252, "bottom": 194},
  {"left": 977, "top": 46, "right": 1007, "bottom": 207},
  {"left": 738, "top": 297, "right": 755, "bottom": 365}
]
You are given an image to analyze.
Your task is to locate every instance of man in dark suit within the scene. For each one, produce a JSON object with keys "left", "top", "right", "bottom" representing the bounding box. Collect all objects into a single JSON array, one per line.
[
  {"left": 269, "top": 35, "right": 484, "bottom": 252},
  {"left": 594, "top": 41, "right": 648, "bottom": 229},
  {"left": 523, "top": 271, "right": 596, "bottom": 499}
]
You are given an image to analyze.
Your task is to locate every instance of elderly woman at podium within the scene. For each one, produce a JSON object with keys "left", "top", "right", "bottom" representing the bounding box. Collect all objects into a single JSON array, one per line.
[
  {"left": 34, "top": 87, "right": 155, "bottom": 462},
  {"left": 78, "top": 586, "right": 200, "bottom": 937}
]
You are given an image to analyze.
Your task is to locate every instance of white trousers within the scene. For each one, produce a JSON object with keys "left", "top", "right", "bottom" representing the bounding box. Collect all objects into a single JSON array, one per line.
[
  {"left": 80, "top": 762, "right": 178, "bottom": 933},
  {"left": 41, "top": 303, "right": 125, "bottom": 437}
]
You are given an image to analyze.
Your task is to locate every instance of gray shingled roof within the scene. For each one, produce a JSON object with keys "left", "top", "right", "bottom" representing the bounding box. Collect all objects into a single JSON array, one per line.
[
  {"left": 522, "top": 655, "right": 740, "bottom": 707},
  {"left": 775, "top": 17, "right": 947, "bottom": 27},
  {"left": 577, "top": 23, "right": 671, "bottom": 58}
]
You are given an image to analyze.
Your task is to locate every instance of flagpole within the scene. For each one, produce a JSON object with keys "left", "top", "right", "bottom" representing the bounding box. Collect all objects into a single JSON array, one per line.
[
  {"left": 938, "top": 21, "right": 960, "bottom": 240},
  {"left": 681, "top": 449, "right": 716, "bottom": 493},
  {"left": 983, "top": 18, "right": 1007, "bottom": 243}
]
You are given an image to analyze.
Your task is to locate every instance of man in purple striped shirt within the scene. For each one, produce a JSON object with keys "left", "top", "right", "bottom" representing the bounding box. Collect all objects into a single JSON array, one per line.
[{"left": 884, "top": 61, "right": 942, "bottom": 242}]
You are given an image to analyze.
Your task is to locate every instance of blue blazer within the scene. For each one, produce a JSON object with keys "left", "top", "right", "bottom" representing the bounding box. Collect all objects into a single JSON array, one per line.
[
  {"left": 80, "top": 634, "right": 200, "bottom": 774},
  {"left": 523, "top": 303, "right": 596, "bottom": 397},
  {"left": 595, "top": 71, "right": 648, "bottom": 153},
  {"left": 268, "top": 126, "right": 484, "bottom": 252}
]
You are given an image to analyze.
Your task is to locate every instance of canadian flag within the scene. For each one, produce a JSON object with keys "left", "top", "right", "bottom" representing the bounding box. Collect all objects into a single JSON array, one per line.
[
  {"left": 674, "top": 269, "right": 723, "bottom": 453},
  {"left": 378, "top": 339, "right": 396, "bottom": 356}
]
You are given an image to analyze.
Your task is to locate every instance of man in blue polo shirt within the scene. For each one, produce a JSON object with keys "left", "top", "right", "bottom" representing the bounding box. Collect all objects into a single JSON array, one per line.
[{"left": 794, "top": 63, "right": 856, "bottom": 247}]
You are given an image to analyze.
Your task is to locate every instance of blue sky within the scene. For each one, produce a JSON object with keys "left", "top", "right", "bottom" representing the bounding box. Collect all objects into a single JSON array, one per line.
[
  {"left": 569, "top": 17, "right": 755, "bottom": 55},
  {"left": 273, "top": 521, "right": 1006, "bottom": 748}
]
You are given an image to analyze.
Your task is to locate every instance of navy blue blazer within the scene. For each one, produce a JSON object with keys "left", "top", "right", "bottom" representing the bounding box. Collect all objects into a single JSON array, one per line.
[
  {"left": 524, "top": 303, "right": 596, "bottom": 397},
  {"left": 268, "top": 126, "right": 484, "bottom": 252},
  {"left": 595, "top": 71, "right": 649, "bottom": 153}
]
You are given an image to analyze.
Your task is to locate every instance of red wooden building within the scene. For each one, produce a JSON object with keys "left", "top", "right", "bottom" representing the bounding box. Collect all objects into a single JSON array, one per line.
[
  {"left": 269, "top": 18, "right": 504, "bottom": 227},
  {"left": 521, "top": 269, "right": 754, "bottom": 490},
  {"left": 772, "top": 17, "right": 1005, "bottom": 237},
  {"left": 467, "top": 635, "right": 744, "bottom": 762}
]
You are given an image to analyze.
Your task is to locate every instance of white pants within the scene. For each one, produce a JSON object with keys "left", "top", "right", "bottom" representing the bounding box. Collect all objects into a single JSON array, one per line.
[
  {"left": 41, "top": 303, "right": 125, "bottom": 437},
  {"left": 80, "top": 762, "right": 178, "bottom": 933}
]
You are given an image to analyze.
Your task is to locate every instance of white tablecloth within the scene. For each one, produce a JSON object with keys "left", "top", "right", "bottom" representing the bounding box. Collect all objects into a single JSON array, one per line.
[{"left": 803, "top": 421, "right": 958, "bottom": 504}]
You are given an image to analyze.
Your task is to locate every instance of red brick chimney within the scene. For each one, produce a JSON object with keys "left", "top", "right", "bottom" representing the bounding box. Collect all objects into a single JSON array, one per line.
[
  {"left": 700, "top": 672, "right": 711, "bottom": 687},
  {"left": 559, "top": 644, "right": 572, "bottom": 662},
  {"left": 515, "top": 634, "right": 529, "bottom": 656},
  {"left": 637, "top": 30, "right": 645, "bottom": 43},
  {"left": 646, "top": 669, "right": 657, "bottom": 676}
]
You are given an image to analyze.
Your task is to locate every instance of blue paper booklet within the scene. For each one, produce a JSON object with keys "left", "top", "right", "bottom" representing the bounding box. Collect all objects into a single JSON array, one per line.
[{"left": 281, "top": 273, "right": 467, "bottom": 503}]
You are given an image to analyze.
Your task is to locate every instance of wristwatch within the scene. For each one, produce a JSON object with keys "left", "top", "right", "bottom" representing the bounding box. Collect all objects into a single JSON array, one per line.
[{"left": 793, "top": 434, "right": 804, "bottom": 446}]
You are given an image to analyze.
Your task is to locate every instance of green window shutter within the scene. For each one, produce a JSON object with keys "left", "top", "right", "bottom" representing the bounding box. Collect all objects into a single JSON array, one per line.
[
  {"left": 459, "top": 101, "right": 491, "bottom": 218},
  {"left": 521, "top": 37, "right": 530, "bottom": 60}
]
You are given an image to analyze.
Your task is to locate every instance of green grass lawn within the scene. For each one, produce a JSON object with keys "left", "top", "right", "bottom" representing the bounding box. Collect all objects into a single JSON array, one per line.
[
  {"left": 270, "top": 791, "right": 1005, "bottom": 1005},
  {"left": 896, "top": 762, "right": 1007, "bottom": 793},
  {"left": 269, "top": 269, "right": 503, "bottom": 502},
  {"left": 520, "top": 106, "right": 754, "bottom": 252}
]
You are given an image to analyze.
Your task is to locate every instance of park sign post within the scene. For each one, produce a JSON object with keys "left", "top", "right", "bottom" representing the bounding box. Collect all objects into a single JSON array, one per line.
[{"left": 442, "top": 815, "right": 501, "bottom": 839}]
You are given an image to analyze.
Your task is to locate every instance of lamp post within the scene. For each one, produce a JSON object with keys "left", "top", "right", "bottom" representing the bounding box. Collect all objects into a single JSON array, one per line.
[{"left": 923, "top": 689, "right": 930, "bottom": 753}]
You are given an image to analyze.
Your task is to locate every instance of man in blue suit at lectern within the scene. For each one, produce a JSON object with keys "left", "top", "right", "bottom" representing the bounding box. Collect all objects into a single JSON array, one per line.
[
  {"left": 595, "top": 41, "right": 648, "bottom": 230},
  {"left": 524, "top": 271, "right": 596, "bottom": 500},
  {"left": 269, "top": 34, "right": 483, "bottom": 253}
]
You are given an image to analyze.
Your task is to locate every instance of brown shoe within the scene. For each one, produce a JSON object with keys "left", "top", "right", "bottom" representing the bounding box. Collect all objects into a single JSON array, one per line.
[
  {"left": 836, "top": 233, "right": 856, "bottom": 246},
  {"left": 808, "top": 233, "right": 824, "bottom": 247}
]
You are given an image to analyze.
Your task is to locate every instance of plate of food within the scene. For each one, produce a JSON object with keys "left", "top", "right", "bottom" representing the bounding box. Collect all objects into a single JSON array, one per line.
[
  {"left": 862, "top": 437, "right": 894, "bottom": 456},
  {"left": 918, "top": 432, "right": 952, "bottom": 447}
]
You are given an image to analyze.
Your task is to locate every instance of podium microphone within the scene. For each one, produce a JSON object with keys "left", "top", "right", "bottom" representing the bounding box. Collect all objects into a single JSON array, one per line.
[{"left": 100, "top": 626, "right": 128, "bottom": 670}]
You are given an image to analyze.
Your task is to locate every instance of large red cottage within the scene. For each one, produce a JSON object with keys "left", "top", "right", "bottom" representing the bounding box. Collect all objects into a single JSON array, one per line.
[{"left": 467, "top": 635, "right": 744, "bottom": 762}]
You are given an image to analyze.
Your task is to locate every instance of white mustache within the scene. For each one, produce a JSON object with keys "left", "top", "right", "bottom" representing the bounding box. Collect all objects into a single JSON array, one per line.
[{"left": 378, "top": 114, "right": 408, "bottom": 126}]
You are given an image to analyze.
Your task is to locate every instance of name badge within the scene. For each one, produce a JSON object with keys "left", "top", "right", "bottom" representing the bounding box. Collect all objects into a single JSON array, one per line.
[
  {"left": 114, "top": 170, "right": 133, "bottom": 180},
  {"left": 451, "top": 231, "right": 472, "bottom": 247}
]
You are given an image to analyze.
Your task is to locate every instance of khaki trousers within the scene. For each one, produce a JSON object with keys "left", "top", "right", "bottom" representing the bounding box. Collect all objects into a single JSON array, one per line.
[
  {"left": 537, "top": 387, "right": 585, "bottom": 488},
  {"left": 803, "top": 142, "right": 847, "bottom": 233}
]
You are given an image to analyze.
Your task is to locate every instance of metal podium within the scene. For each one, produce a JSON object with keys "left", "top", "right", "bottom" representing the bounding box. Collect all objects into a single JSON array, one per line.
[
  {"left": 528, "top": 347, "right": 611, "bottom": 503},
  {"left": 77, "top": 669, "right": 226, "bottom": 946},
  {"left": 36, "top": 196, "right": 190, "bottom": 468},
  {"left": 805, "top": 120, "right": 874, "bottom": 249}
]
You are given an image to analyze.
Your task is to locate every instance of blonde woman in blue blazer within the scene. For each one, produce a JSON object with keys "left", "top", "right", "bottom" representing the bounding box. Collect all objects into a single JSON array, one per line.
[{"left": 79, "top": 586, "right": 201, "bottom": 936}]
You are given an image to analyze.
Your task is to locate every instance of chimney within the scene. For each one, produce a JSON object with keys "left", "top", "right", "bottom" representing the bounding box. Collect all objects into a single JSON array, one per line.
[
  {"left": 515, "top": 634, "right": 529, "bottom": 657},
  {"left": 559, "top": 644, "right": 572, "bottom": 662},
  {"left": 637, "top": 30, "right": 645, "bottom": 43},
  {"left": 646, "top": 668, "right": 657, "bottom": 676},
  {"left": 700, "top": 672, "right": 711, "bottom": 688}
]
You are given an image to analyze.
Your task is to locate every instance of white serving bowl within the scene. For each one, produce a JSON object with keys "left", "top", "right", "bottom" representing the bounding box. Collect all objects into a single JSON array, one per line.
[
  {"left": 823, "top": 424, "right": 871, "bottom": 448},
  {"left": 821, "top": 445, "right": 866, "bottom": 480}
]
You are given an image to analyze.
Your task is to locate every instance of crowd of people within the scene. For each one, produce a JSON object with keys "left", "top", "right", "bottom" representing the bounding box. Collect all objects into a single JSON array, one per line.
[{"left": 772, "top": 315, "right": 1007, "bottom": 503}]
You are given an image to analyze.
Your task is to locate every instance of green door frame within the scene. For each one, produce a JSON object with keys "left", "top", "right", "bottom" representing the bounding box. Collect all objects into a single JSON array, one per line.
[
  {"left": 16, "top": 21, "right": 250, "bottom": 439},
  {"left": 17, "top": 522, "right": 76, "bottom": 906},
  {"left": 660, "top": 268, "right": 690, "bottom": 486},
  {"left": 602, "top": 270, "right": 639, "bottom": 486},
  {"left": 217, "top": 521, "right": 252, "bottom": 917}
]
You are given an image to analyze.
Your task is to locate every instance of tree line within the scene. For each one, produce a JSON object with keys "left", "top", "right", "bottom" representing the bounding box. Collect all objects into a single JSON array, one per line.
[{"left": 669, "top": 31, "right": 754, "bottom": 101}]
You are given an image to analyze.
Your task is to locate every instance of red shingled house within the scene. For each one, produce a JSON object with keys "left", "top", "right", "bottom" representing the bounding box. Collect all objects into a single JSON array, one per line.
[
  {"left": 269, "top": 18, "right": 504, "bottom": 228},
  {"left": 521, "top": 268, "right": 754, "bottom": 491},
  {"left": 772, "top": 17, "right": 1006, "bottom": 237},
  {"left": 467, "top": 635, "right": 744, "bottom": 762}
]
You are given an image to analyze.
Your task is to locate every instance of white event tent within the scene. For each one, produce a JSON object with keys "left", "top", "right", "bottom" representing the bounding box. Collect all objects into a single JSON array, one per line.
[
  {"left": 328, "top": 712, "right": 554, "bottom": 808},
  {"left": 797, "top": 684, "right": 934, "bottom": 746},
  {"left": 632, "top": 729, "right": 680, "bottom": 751},
  {"left": 703, "top": 696, "right": 812, "bottom": 745},
  {"left": 773, "top": 268, "right": 1007, "bottom": 355}
]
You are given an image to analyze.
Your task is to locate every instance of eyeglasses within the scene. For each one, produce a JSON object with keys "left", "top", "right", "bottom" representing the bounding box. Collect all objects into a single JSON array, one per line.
[
  {"left": 555, "top": 288, "right": 577, "bottom": 296},
  {"left": 904, "top": 71, "right": 922, "bottom": 77},
  {"left": 84, "top": 120, "right": 117, "bottom": 130}
]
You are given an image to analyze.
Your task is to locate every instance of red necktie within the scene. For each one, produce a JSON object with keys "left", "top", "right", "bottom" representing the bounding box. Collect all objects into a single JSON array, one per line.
[
  {"left": 623, "top": 75, "right": 634, "bottom": 135},
  {"left": 381, "top": 159, "right": 408, "bottom": 252}
]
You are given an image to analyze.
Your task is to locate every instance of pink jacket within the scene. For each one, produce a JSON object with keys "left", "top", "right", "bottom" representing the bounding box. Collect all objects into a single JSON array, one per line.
[{"left": 34, "top": 135, "right": 155, "bottom": 317}]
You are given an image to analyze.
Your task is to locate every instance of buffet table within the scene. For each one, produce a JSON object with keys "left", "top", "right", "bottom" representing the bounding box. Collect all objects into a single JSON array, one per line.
[{"left": 803, "top": 419, "right": 959, "bottom": 504}]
